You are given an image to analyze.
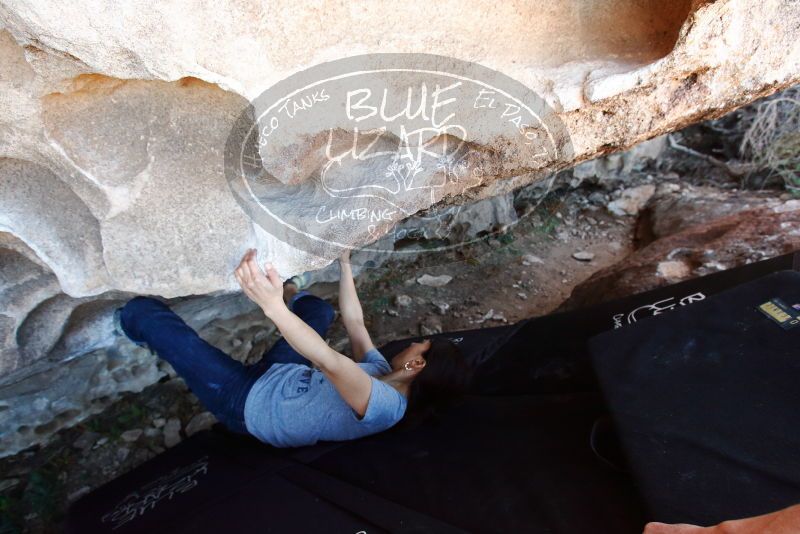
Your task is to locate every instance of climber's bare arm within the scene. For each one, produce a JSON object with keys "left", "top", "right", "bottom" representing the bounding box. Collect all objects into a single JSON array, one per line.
[
  {"left": 643, "top": 502, "right": 800, "bottom": 533},
  {"left": 338, "top": 250, "right": 375, "bottom": 362},
  {"left": 234, "top": 249, "right": 372, "bottom": 417},
  {"left": 265, "top": 305, "right": 373, "bottom": 416}
]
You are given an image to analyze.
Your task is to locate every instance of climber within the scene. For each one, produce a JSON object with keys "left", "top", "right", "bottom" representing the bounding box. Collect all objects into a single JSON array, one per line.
[{"left": 114, "top": 248, "right": 472, "bottom": 448}]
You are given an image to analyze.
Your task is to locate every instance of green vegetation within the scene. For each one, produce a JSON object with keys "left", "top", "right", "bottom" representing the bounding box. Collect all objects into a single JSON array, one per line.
[
  {"left": 533, "top": 196, "right": 565, "bottom": 236},
  {"left": 368, "top": 296, "right": 391, "bottom": 314},
  {"left": 496, "top": 232, "right": 515, "bottom": 245}
]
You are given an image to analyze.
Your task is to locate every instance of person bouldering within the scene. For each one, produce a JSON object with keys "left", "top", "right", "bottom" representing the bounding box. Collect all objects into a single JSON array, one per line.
[{"left": 114, "top": 248, "right": 472, "bottom": 447}]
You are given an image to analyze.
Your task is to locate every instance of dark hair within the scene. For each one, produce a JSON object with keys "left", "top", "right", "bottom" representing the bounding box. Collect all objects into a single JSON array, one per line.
[{"left": 402, "top": 338, "right": 472, "bottom": 426}]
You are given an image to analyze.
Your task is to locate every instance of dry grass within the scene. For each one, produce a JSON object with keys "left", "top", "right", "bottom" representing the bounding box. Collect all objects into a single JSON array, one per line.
[{"left": 739, "top": 86, "right": 800, "bottom": 194}]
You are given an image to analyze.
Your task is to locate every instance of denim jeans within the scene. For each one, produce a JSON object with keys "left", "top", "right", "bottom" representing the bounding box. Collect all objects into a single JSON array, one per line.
[{"left": 118, "top": 292, "right": 335, "bottom": 435}]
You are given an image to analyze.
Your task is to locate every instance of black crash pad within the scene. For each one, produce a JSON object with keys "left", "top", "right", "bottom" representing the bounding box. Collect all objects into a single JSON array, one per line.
[
  {"left": 65, "top": 251, "right": 800, "bottom": 533},
  {"left": 591, "top": 270, "right": 800, "bottom": 526}
]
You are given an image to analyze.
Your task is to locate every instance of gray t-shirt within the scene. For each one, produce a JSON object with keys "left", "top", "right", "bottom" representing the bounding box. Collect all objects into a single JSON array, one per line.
[{"left": 244, "top": 348, "right": 407, "bottom": 448}]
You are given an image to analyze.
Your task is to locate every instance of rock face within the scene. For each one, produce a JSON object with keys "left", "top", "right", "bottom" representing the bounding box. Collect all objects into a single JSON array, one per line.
[
  {"left": 0, "top": 0, "right": 799, "bottom": 457},
  {"left": 0, "top": 0, "right": 798, "bottom": 298},
  {"left": 562, "top": 196, "right": 800, "bottom": 310}
]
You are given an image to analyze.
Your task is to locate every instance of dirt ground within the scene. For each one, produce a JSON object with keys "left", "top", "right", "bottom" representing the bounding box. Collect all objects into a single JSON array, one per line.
[{"left": 325, "top": 195, "right": 635, "bottom": 350}]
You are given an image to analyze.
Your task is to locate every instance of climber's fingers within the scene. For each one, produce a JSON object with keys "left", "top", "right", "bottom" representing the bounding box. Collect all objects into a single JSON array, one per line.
[
  {"left": 243, "top": 249, "right": 264, "bottom": 283},
  {"left": 233, "top": 268, "right": 252, "bottom": 295},
  {"left": 264, "top": 262, "right": 282, "bottom": 288},
  {"left": 236, "top": 249, "right": 263, "bottom": 287},
  {"left": 234, "top": 249, "right": 256, "bottom": 284}
]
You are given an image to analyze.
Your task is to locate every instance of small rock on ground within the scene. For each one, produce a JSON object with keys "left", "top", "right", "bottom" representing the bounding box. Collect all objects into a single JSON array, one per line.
[
  {"left": 394, "top": 294, "right": 413, "bottom": 307},
  {"left": 67, "top": 486, "right": 91, "bottom": 503},
  {"left": 419, "top": 318, "right": 443, "bottom": 336},
  {"left": 572, "top": 251, "right": 595, "bottom": 262},
  {"left": 163, "top": 418, "right": 182, "bottom": 448},
  {"left": 522, "top": 254, "right": 544, "bottom": 266},
  {"left": 72, "top": 431, "right": 99, "bottom": 452},
  {"left": 116, "top": 447, "right": 130, "bottom": 463},
  {"left": 431, "top": 300, "right": 450, "bottom": 315},
  {"left": 474, "top": 309, "right": 508, "bottom": 324},
  {"left": 608, "top": 185, "right": 656, "bottom": 217},
  {"left": 186, "top": 411, "right": 217, "bottom": 437},
  {"left": 0, "top": 478, "right": 19, "bottom": 492},
  {"left": 416, "top": 274, "right": 453, "bottom": 287},
  {"left": 120, "top": 429, "right": 143, "bottom": 443},
  {"left": 657, "top": 260, "right": 692, "bottom": 280}
]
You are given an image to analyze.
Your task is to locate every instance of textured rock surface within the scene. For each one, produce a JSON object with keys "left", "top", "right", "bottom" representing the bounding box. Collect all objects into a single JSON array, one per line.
[
  {"left": 0, "top": 289, "right": 271, "bottom": 457},
  {"left": 0, "top": 0, "right": 799, "bottom": 456},
  {"left": 562, "top": 197, "right": 800, "bottom": 309},
  {"left": 0, "top": 0, "right": 798, "bottom": 298}
]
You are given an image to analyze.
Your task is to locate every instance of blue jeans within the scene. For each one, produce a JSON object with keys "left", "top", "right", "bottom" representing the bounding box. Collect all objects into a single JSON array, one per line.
[{"left": 118, "top": 292, "right": 335, "bottom": 435}]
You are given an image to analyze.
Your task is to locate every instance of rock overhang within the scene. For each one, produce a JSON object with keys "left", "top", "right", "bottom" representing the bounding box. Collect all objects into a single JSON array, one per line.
[{"left": 0, "top": 0, "right": 796, "bottom": 298}]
